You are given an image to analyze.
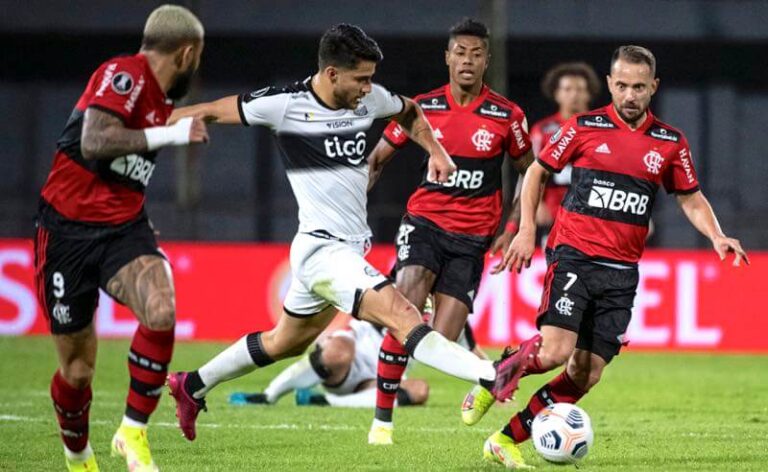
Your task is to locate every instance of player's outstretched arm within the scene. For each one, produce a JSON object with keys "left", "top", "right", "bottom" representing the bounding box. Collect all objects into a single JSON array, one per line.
[
  {"left": 391, "top": 98, "right": 456, "bottom": 183},
  {"left": 367, "top": 139, "right": 398, "bottom": 191},
  {"left": 677, "top": 190, "right": 749, "bottom": 266},
  {"left": 169, "top": 96, "right": 242, "bottom": 125},
  {"left": 494, "top": 160, "right": 549, "bottom": 274},
  {"left": 81, "top": 107, "right": 208, "bottom": 160}
]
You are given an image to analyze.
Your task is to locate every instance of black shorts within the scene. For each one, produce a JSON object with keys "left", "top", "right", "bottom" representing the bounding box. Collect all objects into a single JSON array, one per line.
[
  {"left": 394, "top": 214, "right": 488, "bottom": 312},
  {"left": 537, "top": 246, "right": 638, "bottom": 363},
  {"left": 34, "top": 214, "right": 163, "bottom": 334}
]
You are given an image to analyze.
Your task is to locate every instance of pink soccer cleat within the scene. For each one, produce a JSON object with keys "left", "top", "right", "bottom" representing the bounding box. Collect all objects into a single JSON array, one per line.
[
  {"left": 490, "top": 334, "right": 542, "bottom": 402},
  {"left": 166, "top": 372, "right": 206, "bottom": 441}
]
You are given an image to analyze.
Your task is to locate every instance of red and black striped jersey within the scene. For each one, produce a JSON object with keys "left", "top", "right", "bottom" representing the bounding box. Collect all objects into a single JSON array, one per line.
[
  {"left": 383, "top": 84, "right": 531, "bottom": 241},
  {"left": 40, "top": 53, "right": 173, "bottom": 226},
  {"left": 530, "top": 112, "right": 570, "bottom": 221},
  {"left": 539, "top": 104, "right": 699, "bottom": 263}
]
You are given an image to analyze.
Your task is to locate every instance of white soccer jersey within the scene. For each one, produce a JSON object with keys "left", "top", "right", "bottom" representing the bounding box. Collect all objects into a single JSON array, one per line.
[{"left": 238, "top": 77, "right": 404, "bottom": 240}]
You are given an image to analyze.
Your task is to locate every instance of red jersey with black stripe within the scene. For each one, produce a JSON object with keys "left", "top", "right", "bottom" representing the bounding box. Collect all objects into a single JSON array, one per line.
[
  {"left": 383, "top": 84, "right": 531, "bottom": 241},
  {"left": 39, "top": 53, "right": 173, "bottom": 226},
  {"left": 530, "top": 112, "right": 570, "bottom": 220},
  {"left": 539, "top": 104, "right": 700, "bottom": 263}
]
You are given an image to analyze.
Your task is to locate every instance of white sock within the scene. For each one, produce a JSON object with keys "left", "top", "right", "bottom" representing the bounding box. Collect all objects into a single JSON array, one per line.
[
  {"left": 121, "top": 415, "right": 147, "bottom": 428},
  {"left": 325, "top": 388, "right": 377, "bottom": 408},
  {"left": 263, "top": 357, "right": 321, "bottom": 403},
  {"left": 197, "top": 335, "right": 259, "bottom": 398},
  {"left": 411, "top": 330, "right": 496, "bottom": 383},
  {"left": 371, "top": 417, "right": 393, "bottom": 429},
  {"left": 64, "top": 442, "right": 93, "bottom": 461}
]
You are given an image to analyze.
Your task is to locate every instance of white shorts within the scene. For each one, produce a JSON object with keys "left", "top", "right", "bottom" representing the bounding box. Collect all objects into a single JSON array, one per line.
[
  {"left": 283, "top": 232, "right": 391, "bottom": 316},
  {"left": 323, "top": 320, "right": 384, "bottom": 395}
]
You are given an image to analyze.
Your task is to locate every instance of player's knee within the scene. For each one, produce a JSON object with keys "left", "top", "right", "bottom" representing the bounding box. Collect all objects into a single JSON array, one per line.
[
  {"left": 320, "top": 337, "right": 355, "bottom": 373},
  {"left": 144, "top": 301, "right": 176, "bottom": 331},
  {"left": 538, "top": 343, "right": 572, "bottom": 369},
  {"left": 61, "top": 359, "right": 94, "bottom": 390}
]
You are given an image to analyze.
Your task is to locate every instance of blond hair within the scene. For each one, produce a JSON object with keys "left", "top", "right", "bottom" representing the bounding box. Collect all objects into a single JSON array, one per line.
[{"left": 142, "top": 4, "right": 204, "bottom": 53}]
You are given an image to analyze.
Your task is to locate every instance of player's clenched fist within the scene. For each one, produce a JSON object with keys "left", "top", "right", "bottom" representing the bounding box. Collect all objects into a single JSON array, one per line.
[
  {"left": 427, "top": 147, "right": 457, "bottom": 183},
  {"left": 188, "top": 116, "right": 209, "bottom": 144}
]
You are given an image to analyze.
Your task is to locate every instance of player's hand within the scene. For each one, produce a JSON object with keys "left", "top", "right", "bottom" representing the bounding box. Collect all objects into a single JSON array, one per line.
[
  {"left": 427, "top": 147, "right": 456, "bottom": 184},
  {"left": 711, "top": 234, "right": 749, "bottom": 267},
  {"left": 490, "top": 231, "right": 515, "bottom": 274},
  {"left": 189, "top": 117, "right": 209, "bottom": 144},
  {"left": 499, "top": 227, "right": 536, "bottom": 273}
]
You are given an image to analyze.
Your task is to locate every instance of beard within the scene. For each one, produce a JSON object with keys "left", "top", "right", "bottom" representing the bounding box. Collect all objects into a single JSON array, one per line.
[
  {"left": 615, "top": 103, "right": 646, "bottom": 125},
  {"left": 167, "top": 67, "right": 196, "bottom": 100}
]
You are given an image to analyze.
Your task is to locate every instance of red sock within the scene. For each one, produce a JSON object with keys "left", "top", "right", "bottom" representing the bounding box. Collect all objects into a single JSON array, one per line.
[
  {"left": 503, "top": 371, "right": 585, "bottom": 443},
  {"left": 126, "top": 325, "right": 174, "bottom": 423},
  {"left": 51, "top": 370, "right": 92, "bottom": 453},
  {"left": 374, "top": 332, "right": 409, "bottom": 422}
]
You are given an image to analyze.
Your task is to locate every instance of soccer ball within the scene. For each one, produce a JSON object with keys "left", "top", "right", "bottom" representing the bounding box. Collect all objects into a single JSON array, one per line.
[{"left": 531, "top": 403, "right": 593, "bottom": 463}]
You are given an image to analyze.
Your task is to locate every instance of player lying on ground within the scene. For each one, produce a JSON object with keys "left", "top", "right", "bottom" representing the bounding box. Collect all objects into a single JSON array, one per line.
[
  {"left": 229, "top": 319, "right": 429, "bottom": 408},
  {"left": 463, "top": 45, "right": 749, "bottom": 469},
  {"left": 364, "top": 18, "right": 534, "bottom": 445},
  {"left": 33, "top": 6, "right": 208, "bottom": 472},
  {"left": 165, "top": 23, "right": 526, "bottom": 443},
  {"left": 228, "top": 314, "right": 486, "bottom": 408}
]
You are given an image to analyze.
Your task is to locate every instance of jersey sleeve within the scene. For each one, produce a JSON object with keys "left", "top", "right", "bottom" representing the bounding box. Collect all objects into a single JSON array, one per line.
[
  {"left": 368, "top": 83, "right": 405, "bottom": 119},
  {"left": 86, "top": 58, "right": 145, "bottom": 122},
  {"left": 662, "top": 135, "right": 700, "bottom": 194},
  {"left": 506, "top": 106, "right": 532, "bottom": 159},
  {"left": 537, "top": 118, "right": 581, "bottom": 173},
  {"left": 238, "top": 87, "right": 290, "bottom": 128},
  {"left": 382, "top": 121, "right": 410, "bottom": 149}
]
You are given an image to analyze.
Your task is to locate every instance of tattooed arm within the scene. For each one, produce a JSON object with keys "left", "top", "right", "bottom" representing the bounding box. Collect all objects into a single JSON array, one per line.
[{"left": 81, "top": 107, "right": 208, "bottom": 160}]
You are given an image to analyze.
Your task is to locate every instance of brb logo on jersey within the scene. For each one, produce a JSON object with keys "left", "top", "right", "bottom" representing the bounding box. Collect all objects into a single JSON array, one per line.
[
  {"left": 110, "top": 154, "right": 156, "bottom": 187},
  {"left": 324, "top": 131, "right": 367, "bottom": 165},
  {"left": 643, "top": 150, "right": 665, "bottom": 175},
  {"left": 588, "top": 179, "right": 649, "bottom": 215},
  {"left": 471, "top": 128, "right": 495, "bottom": 152}
]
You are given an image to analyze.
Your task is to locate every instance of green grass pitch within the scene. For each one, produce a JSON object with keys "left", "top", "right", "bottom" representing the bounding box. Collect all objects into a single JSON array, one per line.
[{"left": 1, "top": 336, "right": 766, "bottom": 471}]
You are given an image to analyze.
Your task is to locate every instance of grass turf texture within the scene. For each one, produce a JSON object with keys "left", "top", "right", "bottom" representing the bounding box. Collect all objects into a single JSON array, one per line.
[{"left": 1, "top": 336, "right": 766, "bottom": 471}]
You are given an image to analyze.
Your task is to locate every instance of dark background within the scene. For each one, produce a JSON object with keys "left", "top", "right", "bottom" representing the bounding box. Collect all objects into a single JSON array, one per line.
[{"left": 1, "top": 0, "right": 766, "bottom": 248}]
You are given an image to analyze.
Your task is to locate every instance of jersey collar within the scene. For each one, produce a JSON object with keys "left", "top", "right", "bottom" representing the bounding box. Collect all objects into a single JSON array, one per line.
[
  {"left": 605, "top": 103, "right": 655, "bottom": 133},
  {"left": 444, "top": 83, "right": 489, "bottom": 111}
]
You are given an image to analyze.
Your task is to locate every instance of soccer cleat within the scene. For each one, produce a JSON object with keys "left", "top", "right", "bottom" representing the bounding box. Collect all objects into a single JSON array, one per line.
[
  {"left": 367, "top": 424, "right": 394, "bottom": 446},
  {"left": 462, "top": 384, "right": 495, "bottom": 426},
  {"left": 64, "top": 444, "right": 99, "bottom": 472},
  {"left": 229, "top": 392, "right": 270, "bottom": 405},
  {"left": 111, "top": 425, "right": 159, "bottom": 472},
  {"left": 483, "top": 430, "right": 533, "bottom": 469},
  {"left": 491, "top": 335, "right": 541, "bottom": 402},
  {"left": 167, "top": 372, "right": 207, "bottom": 441},
  {"left": 295, "top": 388, "right": 329, "bottom": 406}
]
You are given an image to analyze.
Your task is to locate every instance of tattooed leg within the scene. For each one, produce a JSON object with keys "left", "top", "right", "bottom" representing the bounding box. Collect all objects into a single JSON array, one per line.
[
  {"left": 107, "top": 255, "right": 176, "bottom": 330},
  {"left": 107, "top": 255, "right": 176, "bottom": 425}
]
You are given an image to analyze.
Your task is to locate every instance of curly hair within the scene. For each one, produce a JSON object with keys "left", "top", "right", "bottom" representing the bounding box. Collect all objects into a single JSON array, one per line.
[
  {"left": 540, "top": 62, "right": 601, "bottom": 102},
  {"left": 449, "top": 17, "right": 489, "bottom": 42}
]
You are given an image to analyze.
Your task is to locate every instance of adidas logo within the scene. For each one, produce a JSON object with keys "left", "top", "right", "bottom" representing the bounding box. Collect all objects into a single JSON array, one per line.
[
  {"left": 434, "top": 128, "right": 444, "bottom": 140},
  {"left": 595, "top": 143, "right": 611, "bottom": 154}
]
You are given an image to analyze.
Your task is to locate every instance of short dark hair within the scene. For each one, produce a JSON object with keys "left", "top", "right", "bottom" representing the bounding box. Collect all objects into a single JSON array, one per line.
[
  {"left": 611, "top": 45, "right": 656, "bottom": 76},
  {"left": 448, "top": 17, "right": 490, "bottom": 45},
  {"left": 318, "top": 24, "right": 383, "bottom": 70},
  {"left": 541, "top": 62, "right": 601, "bottom": 101}
]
